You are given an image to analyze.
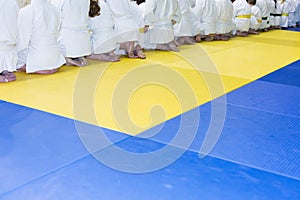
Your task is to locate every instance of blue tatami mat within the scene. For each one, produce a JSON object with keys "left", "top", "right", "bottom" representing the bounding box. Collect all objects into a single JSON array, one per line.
[
  {"left": 220, "top": 80, "right": 300, "bottom": 117},
  {"left": 1, "top": 138, "right": 300, "bottom": 200},
  {"left": 259, "top": 60, "right": 300, "bottom": 87},
  {"left": 0, "top": 102, "right": 128, "bottom": 195},
  {"left": 142, "top": 102, "right": 300, "bottom": 180}
]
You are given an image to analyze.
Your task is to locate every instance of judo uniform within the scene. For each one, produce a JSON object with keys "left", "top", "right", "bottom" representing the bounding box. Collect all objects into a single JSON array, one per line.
[
  {"left": 89, "top": 0, "right": 117, "bottom": 54},
  {"left": 250, "top": 5, "right": 262, "bottom": 30},
  {"left": 288, "top": 0, "right": 298, "bottom": 26},
  {"left": 174, "top": 0, "right": 195, "bottom": 37},
  {"left": 17, "top": 0, "right": 65, "bottom": 73},
  {"left": 191, "top": 0, "right": 217, "bottom": 35},
  {"left": 256, "top": 0, "right": 270, "bottom": 29},
  {"left": 280, "top": 0, "right": 291, "bottom": 27},
  {"left": 214, "top": 0, "right": 234, "bottom": 34},
  {"left": 50, "top": 0, "right": 92, "bottom": 58},
  {"left": 105, "top": 0, "right": 140, "bottom": 44},
  {"left": 232, "top": 0, "right": 251, "bottom": 32},
  {"left": 0, "top": 0, "right": 18, "bottom": 73},
  {"left": 142, "top": 0, "right": 181, "bottom": 49}
]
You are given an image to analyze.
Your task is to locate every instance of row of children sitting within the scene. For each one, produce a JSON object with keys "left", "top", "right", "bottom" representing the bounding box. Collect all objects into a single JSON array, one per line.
[{"left": 0, "top": 0, "right": 299, "bottom": 83}]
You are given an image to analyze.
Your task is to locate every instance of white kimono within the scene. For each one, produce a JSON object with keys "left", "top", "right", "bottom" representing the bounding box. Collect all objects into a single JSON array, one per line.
[
  {"left": 50, "top": 0, "right": 91, "bottom": 58},
  {"left": 192, "top": 0, "right": 217, "bottom": 35},
  {"left": 232, "top": 0, "right": 251, "bottom": 32},
  {"left": 269, "top": 0, "right": 276, "bottom": 27},
  {"left": 214, "top": 0, "right": 233, "bottom": 34},
  {"left": 129, "top": 1, "right": 145, "bottom": 47},
  {"left": 288, "top": 0, "right": 298, "bottom": 26},
  {"left": 143, "top": 0, "right": 181, "bottom": 47},
  {"left": 250, "top": 5, "right": 262, "bottom": 30},
  {"left": 17, "top": 0, "right": 65, "bottom": 73},
  {"left": 174, "top": 0, "right": 195, "bottom": 37},
  {"left": 105, "top": 0, "right": 140, "bottom": 44},
  {"left": 0, "top": 0, "right": 18, "bottom": 73},
  {"left": 256, "top": 0, "right": 270, "bottom": 29},
  {"left": 296, "top": 0, "right": 300, "bottom": 23},
  {"left": 280, "top": 0, "right": 291, "bottom": 27},
  {"left": 89, "top": 0, "right": 116, "bottom": 54},
  {"left": 273, "top": 1, "right": 282, "bottom": 27}
]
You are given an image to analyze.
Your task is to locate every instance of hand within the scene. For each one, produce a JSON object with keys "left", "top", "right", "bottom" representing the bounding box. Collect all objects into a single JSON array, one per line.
[{"left": 171, "top": 19, "right": 176, "bottom": 25}]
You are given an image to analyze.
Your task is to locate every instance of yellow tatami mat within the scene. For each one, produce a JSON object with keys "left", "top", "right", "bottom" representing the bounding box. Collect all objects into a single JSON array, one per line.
[{"left": 1, "top": 30, "right": 299, "bottom": 135}]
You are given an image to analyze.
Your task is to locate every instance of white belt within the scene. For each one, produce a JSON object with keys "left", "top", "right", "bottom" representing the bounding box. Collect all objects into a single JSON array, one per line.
[{"left": 0, "top": 44, "right": 16, "bottom": 51}]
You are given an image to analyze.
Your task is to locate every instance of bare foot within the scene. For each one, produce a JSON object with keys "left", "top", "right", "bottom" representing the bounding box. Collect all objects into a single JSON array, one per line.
[
  {"left": 66, "top": 57, "right": 87, "bottom": 67},
  {"left": 156, "top": 44, "right": 170, "bottom": 51},
  {"left": 183, "top": 36, "right": 196, "bottom": 45},
  {"left": 134, "top": 45, "right": 146, "bottom": 59},
  {"left": 194, "top": 34, "right": 201, "bottom": 42},
  {"left": 167, "top": 41, "right": 180, "bottom": 52},
  {"left": 236, "top": 31, "right": 248, "bottom": 37},
  {"left": 0, "top": 75, "right": 9, "bottom": 83},
  {"left": 204, "top": 34, "right": 215, "bottom": 41},
  {"left": 1, "top": 71, "right": 16, "bottom": 80},
  {"left": 175, "top": 37, "right": 185, "bottom": 46},
  {"left": 0, "top": 74, "right": 15, "bottom": 82},
  {"left": 87, "top": 54, "right": 120, "bottom": 62},
  {"left": 17, "top": 65, "right": 26, "bottom": 72},
  {"left": 34, "top": 69, "right": 58, "bottom": 74},
  {"left": 248, "top": 29, "right": 260, "bottom": 35}
]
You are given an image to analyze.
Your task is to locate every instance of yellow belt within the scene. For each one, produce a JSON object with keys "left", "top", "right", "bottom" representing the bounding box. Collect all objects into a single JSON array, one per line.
[
  {"left": 257, "top": 19, "right": 262, "bottom": 23},
  {"left": 237, "top": 15, "right": 251, "bottom": 19},
  {"left": 139, "top": 28, "right": 144, "bottom": 33},
  {"left": 281, "top": 13, "right": 289, "bottom": 17}
]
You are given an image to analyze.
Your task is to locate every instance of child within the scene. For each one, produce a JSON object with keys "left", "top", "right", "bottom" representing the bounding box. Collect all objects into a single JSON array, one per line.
[
  {"left": 280, "top": 0, "right": 291, "bottom": 29},
  {"left": 50, "top": 0, "right": 91, "bottom": 66},
  {"left": 17, "top": 0, "right": 65, "bottom": 74},
  {"left": 297, "top": 0, "right": 300, "bottom": 26},
  {"left": 272, "top": 0, "right": 282, "bottom": 29},
  {"left": 0, "top": 0, "right": 18, "bottom": 82},
  {"left": 248, "top": 0, "right": 261, "bottom": 34},
  {"left": 88, "top": 0, "right": 120, "bottom": 62},
  {"left": 256, "top": 0, "right": 270, "bottom": 31},
  {"left": 232, "top": 0, "right": 252, "bottom": 36},
  {"left": 106, "top": 0, "right": 145, "bottom": 58},
  {"left": 129, "top": 0, "right": 146, "bottom": 59},
  {"left": 214, "top": 0, "right": 234, "bottom": 41},
  {"left": 192, "top": 0, "right": 217, "bottom": 41},
  {"left": 142, "top": 0, "right": 182, "bottom": 52},
  {"left": 174, "top": 0, "right": 197, "bottom": 45},
  {"left": 288, "top": 0, "right": 298, "bottom": 27}
]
